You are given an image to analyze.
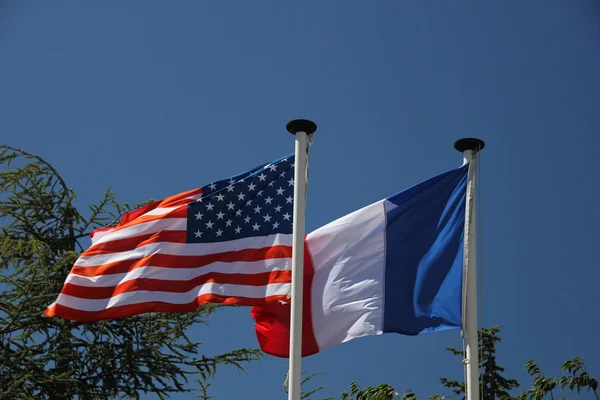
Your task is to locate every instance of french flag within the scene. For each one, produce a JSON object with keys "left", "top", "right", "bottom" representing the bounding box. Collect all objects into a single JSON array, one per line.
[{"left": 251, "top": 164, "right": 469, "bottom": 356}]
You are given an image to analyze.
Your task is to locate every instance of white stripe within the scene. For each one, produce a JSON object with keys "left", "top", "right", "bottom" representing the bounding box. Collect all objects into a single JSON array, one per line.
[
  {"left": 66, "top": 258, "right": 292, "bottom": 287},
  {"left": 306, "top": 200, "right": 386, "bottom": 352},
  {"left": 92, "top": 218, "right": 187, "bottom": 245},
  {"left": 75, "top": 233, "right": 293, "bottom": 267},
  {"left": 55, "top": 282, "right": 291, "bottom": 311},
  {"left": 143, "top": 207, "right": 179, "bottom": 216},
  {"left": 90, "top": 229, "right": 115, "bottom": 245}
]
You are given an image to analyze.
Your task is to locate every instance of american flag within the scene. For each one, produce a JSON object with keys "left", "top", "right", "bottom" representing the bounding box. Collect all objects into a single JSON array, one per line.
[{"left": 45, "top": 154, "right": 296, "bottom": 321}]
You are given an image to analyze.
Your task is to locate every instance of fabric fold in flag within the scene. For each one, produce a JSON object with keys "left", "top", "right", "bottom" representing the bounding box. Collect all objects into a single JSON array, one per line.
[
  {"left": 251, "top": 164, "right": 469, "bottom": 357},
  {"left": 45, "top": 154, "right": 298, "bottom": 322}
]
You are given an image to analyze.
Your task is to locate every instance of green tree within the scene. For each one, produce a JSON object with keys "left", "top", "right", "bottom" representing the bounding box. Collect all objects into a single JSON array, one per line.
[
  {"left": 0, "top": 145, "right": 262, "bottom": 399},
  {"left": 334, "top": 326, "right": 597, "bottom": 400},
  {"left": 339, "top": 381, "right": 403, "bottom": 400},
  {"left": 516, "top": 357, "right": 599, "bottom": 400},
  {"left": 441, "top": 326, "right": 520, "bottom": 399},
  {"left": 332, "top": 327, "right": 518, "bottom": 400}
]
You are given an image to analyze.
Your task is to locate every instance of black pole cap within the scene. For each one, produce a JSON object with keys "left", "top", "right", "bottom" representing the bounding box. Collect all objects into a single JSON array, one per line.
[
  {"left": 454, "top": 138, "right": 485, "bottom": 153},
  {"left": 286, "top": 119, "right": 317, "bottom": 135}
]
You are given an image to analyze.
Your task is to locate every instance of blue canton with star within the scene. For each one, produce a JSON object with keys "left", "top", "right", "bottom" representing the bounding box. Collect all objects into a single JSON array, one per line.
[{"left": 186, "top": 155, "right": 295, "bottom": 243}]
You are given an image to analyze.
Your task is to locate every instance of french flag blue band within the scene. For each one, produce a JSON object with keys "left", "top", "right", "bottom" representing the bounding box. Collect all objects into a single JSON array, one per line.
[{"left": 383, "top": 164, "right": 469, "bottom": 335}]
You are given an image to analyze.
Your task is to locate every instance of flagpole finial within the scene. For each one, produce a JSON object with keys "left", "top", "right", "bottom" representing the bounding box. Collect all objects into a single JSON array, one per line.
[
  {"left": 286, "top": 119, "right": 317, "bottom": 135},
  {"left": 454, "top": 138, "right": 485, "bottom": 153}
]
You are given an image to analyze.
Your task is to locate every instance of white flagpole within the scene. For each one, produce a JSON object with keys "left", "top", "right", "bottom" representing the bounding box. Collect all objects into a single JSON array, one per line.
[
  {"left": 454, "top": 138, "right": 485, "bottom": 400},
  {"left": 286, "top": 119, "right": 317, "bottom": 400}
]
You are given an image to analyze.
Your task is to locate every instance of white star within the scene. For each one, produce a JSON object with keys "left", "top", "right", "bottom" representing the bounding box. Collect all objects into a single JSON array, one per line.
[
  {"left": 268, "top": 181, "right": 275, "bottom": 187},
  {"left": 272, "top": 221, "right": 280, "bottom": 229},
  {"left": 257, "top": 190, "right": 263, "bottom": 196},
  {"left": 225, "top": 219, "right": 233, "bottom": 227},
  {"left": 257, "top": 173, "right": 267, "bottom": 181},
  {"left": 227, "top": 185, "right": 235, "bottom": 192},
  {"left": 282, "top": 158, "right": 288, "bottom": 163},
  {"left": 194, "top": 230, "right": 203, "bottom": 238},
  {"left": 209, "top": 183, "right": 217, "bottom": 190},
  {"left": 234, "top": 226, "right": 242, "bottom": 234},
  {"left": 263, "top": 214, "right": 272, "bottom": 222},
  {"left": 282, "top": 213, "right": 291, "bottom": 221},
  {"left": 274, "top": 205, "right": 282, "bottom": 213},
  {"left": 195, "top": 211, "right": 204, "bottom": 220},
  {"left": 288, "top": 178, "right": 294, "bottom": 186},
  {"left": 248, "top": 182, "right": 256, "bottom": 191},
  {"left": 254, "top": 205, "right": 262, "bottom": 214},
  {"left": 252, "top": 222, "right": 261, "bottom": 231},
  {"left": 244, "top": 216, "right": 251, "bottom": 224},
  {"left": 269, "top": 165, "right": 277, "bottom": 171},
  {"left": 286, "top": 196, "right": 293, "bottom": 204},
  {"left": 276, "top": 187, "right": 285, "bottom": 195},
  {"left": 264, "top": 196, "right": 273, "bottom": 204},
  {"left": 205, "top": 220, "right": 214, "bottom": 229},
  {"left": 195, "top": 197, "right": 203, "bottom": 203},
  {"left": 216, "top": 229, "right": 223, "bottom": 237},
  {"left": 216, "top": 211, "right": 225, "bottom": 220},
  {"left": 206, "top": 203, "right": 215, "bottom": 211},
  {"left": 246, "top": 199, "right": 253, "bottom": 206},
  {"left": 228, "top": 178, "right": 236, "bottom": 186},
  {"left": 215, "top": 193, "right": 225, "bottom": 201},
  {"left": 226, "top": 202, "right": 235, "bottom": 210},
  {"left": 280, "top": 171, "right": 286, "bottom": 178},
  {"left": 235, "top": 209, "right": 243, "bottom": 216},
  {"left": 237, "top": 192, "right": 246, "bottom": 201}
]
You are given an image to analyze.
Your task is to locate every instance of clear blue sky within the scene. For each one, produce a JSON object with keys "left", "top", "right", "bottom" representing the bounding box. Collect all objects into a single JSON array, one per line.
[{"left": 2, "top": 1, "right": 599, "bottom": 398}]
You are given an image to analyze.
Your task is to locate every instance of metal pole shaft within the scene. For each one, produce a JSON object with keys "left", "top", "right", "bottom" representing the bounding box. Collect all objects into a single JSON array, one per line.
[
  {"left": 288, "top": 131, "right": 308, "bottom": 400},
  {"left": 463, "top": 149, "right": 479, "bottom": 400}
]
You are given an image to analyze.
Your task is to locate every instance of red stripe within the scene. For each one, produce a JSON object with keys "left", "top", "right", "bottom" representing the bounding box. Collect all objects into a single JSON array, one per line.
[
  {"left": 250, "top": 240, "right": 319, "bottom": 357},
  {"left": 44, "top": 293, "right": 286, "bottom": 322},
  {"left": 161, "top": 196, "right": 201, "bottom": 209},
  {"left": 85, "top": 231, "right": 188, "bottom": 256},
  {"left": 61, "top": 270, "right": 292, "bottom": 299},
  {"left": 90, "top": 207, "right": 188, "bottom": 243},
  {"left": 119, "top": 188, "right": 200, "bottom": 223},
  {"left": 116, "top": 200, "right": 162, "bottom": 226},
  {"left": 71, "top": 245, "right": 293, "bottom": 277},
  {"left": 160, "top": 188, "right": 203, "bottom": 207},
  {"left": 116, "top": 206, "right": 188, "bottom": 227},
  {"left": 88, "top": 190, "right": 196, "bottom": 240}
]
